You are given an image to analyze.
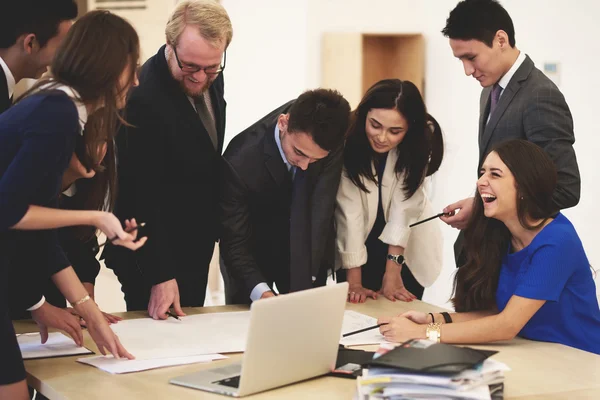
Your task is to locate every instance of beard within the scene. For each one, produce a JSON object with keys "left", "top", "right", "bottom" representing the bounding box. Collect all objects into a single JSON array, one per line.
[{"left": 178, "top": 76, "right": 213, "bottom": 98}]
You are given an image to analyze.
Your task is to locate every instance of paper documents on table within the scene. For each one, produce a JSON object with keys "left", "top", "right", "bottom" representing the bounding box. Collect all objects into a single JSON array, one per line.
[
  {"left": 77, "top": 353, "right": 228, "bottom": 374},
  {"left": 17, "top": 332, "right": 93, "bottom": 359},
  {"left": 109, "top": 311, "right": 251, "bottom": 360},
  {"left": 340, "top": 310, "right": 391, "bottom": 346}
]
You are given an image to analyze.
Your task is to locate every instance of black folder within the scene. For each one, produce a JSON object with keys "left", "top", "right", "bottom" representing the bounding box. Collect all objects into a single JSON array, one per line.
[{"left": 367, "top": 340, "right": 497, "bottom": 375}]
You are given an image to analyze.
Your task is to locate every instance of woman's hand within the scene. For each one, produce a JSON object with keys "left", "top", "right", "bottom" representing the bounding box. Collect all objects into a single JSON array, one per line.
[
  {"left": 400, "top": 310, "right": 431, "bottom": 324},
  {"left": 31, "top": 302, "right": 83, "bottom": 346},
  {"left": 347, "top": 283, "right": 378, "bottom": 303},
  {"left": 94, "top": 215, "right": 147, "bottom": 251},
  {"left": 380, "top": 270, "right": 417, "bottom": 302},
  {"left": 378, "top": 315, "right": 427, "bottom": 343}
]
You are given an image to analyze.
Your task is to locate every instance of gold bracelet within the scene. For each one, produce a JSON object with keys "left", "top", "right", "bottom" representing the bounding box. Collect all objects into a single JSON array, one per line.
[
  {"left": 426, "top": 322, "right": 442, "bottom": 343},
  {"left": 71, "top": 294, "right": 91, "bottom": 307}
]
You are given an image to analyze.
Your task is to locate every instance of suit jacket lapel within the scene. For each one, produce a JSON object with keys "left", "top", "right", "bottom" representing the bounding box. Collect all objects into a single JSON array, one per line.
[
  {"left": 208, "top": 74, "right": 226, "bottom": 153},
  {"left": 478, "top": 86, "right": 492, "bottom": 149},
  {"left": 479, "top": 55, "right": 534, "bottom": 159},
  {"left": 0, "top": 67, "right": 10, "bottom": 114}
]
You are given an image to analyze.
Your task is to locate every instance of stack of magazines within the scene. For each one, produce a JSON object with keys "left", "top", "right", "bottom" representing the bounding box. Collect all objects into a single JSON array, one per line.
[{"left": 354, "top": 340, "right": 509, "bottom": 400}]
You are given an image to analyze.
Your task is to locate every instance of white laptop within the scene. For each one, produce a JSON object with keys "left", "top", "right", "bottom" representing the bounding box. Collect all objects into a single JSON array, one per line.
[{"left": 169, "top": 282, "right": 348, "bottom": 397}]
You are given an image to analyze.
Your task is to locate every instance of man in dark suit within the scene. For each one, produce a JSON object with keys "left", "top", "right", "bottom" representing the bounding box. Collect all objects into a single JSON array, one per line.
[
  {"left": 103, "top": 1, "right": 232, "bottom": 319},
  {"left": 0, "top": 0, "right": 76, "bottom": 113},
  {"left": 220, "top": 89, "right": 350, "bottom": 304},
  {"left": 439, "top": 0, "right": 580, "bottom": 265}
]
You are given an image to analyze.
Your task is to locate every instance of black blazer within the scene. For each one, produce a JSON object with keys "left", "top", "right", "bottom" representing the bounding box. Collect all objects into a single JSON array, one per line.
[
  {"left": 104, "top": 45, "right": 226, "bottom": 286},
  {"left": 0, "top": 67, "right": 11, "bottom": 114},
  {"left": 219, "top": 101, "right": 343, "bottom": 302}
]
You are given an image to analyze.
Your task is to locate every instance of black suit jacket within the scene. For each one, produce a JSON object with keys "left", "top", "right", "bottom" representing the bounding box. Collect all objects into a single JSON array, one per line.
[
  {"left": 0, "top": 67, "right": 11, "bottom": 114},
  {"left": 104, "top": 46, "right": 226, "bottom": 290},
  {"left": 219, "top": 101, "right": 343, "bottom": 302}
]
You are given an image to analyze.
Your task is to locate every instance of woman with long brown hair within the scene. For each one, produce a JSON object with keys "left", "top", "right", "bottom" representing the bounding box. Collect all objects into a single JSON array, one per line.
[
  {"left": 377, "top": 140, "right": 600, "bottom": 355},
  {"left": 0, "top": 11, "right": 144, "bottom": 399},
  {"left": 335, "top": 79, "right": 444, "bottom": 303}
]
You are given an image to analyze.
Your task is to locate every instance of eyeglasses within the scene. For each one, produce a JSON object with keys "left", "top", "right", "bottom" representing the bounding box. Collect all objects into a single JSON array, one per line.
[{"left": 173, "top": 46, "right": 226, "bottom": 75}]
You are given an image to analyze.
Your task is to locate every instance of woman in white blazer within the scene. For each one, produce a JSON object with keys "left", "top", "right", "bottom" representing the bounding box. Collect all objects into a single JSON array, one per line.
[{"left": 335, "top": 79, "right": 444, "bottom": 303}]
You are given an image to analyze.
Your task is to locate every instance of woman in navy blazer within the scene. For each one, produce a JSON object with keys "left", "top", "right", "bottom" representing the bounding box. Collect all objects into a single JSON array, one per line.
[{"left": 0, "top": 11, "right": 144, "bottom": 399}]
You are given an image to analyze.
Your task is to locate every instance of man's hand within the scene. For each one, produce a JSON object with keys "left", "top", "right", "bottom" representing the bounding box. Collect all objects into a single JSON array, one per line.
[
  {"left": 260, "top": 291, "right": 276, "bottom": 299},
  {"left": 31, "top": 302, "right": 83, "bottom": 346},
  {"left": 148, "top": 279, "right": 186, "bottom": 320},
  {"left": 440, "top": 197, "right": 475, "bottom": 230}
]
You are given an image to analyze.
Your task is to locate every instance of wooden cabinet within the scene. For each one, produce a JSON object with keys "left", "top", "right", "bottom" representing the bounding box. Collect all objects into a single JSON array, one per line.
[{"left": 321, "top": 33, "right": 425, "bottom": 108}]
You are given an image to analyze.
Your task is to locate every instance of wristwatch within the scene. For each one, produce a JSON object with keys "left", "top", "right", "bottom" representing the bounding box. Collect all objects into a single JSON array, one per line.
[
  {"left": 387, "top": 254, "right": 407, "bottom": 267},
  {"left": 426, "top": 322, "right": 442, "bottom": 343}
]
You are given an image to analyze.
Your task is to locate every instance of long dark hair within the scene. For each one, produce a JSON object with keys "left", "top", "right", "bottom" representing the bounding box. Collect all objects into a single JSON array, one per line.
[
  {"left": 453, "top": 140, "right": 558, "bottom": 312},
  {"left": 18, "top": 10, "right": 139, "bottom": 240},
  {"left": 344, "top": 79, "right": 444, "bottom": 199}
]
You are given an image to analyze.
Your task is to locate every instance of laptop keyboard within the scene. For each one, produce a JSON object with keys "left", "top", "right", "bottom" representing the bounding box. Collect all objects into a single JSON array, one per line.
[{"left": 213, "top": 375, "right": 241, "bottom": 388}]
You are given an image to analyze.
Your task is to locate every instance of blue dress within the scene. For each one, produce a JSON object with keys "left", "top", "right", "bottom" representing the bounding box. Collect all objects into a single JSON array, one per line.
[
  {"left": 0, "top": 90, "right": 80, "bottom": 384},
  {"left": 496, "top": 213, "right": 600, "bottom": 354}
]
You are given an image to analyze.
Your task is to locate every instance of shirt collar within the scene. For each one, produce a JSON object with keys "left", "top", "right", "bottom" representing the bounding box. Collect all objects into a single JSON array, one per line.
[
  {"left": 0, "top": 56, "right": 16, "bottom": 99},
  {"left": 274, "top": 124, "right": 292, "bottom": 171},
  {"left": 498, "top": 51, "right": 526, "bottom": 90},
  {"left": 53, "top": 84, "right": 88, "bottom": 132}
]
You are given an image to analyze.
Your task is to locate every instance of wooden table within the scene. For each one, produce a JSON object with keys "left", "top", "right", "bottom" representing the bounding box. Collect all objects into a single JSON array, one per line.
[{"left": 14, "top": 298, "right": 600, "bottom": 399}]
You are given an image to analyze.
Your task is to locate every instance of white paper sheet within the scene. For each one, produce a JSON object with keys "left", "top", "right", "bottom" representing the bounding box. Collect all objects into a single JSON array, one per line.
[
  {"left": 77, "top": 353, "right": 228, "bottom": 374},
  {"left": 17, "top": 332, "right": 93, "bottom": 359},
  {"left": 340, "top": 310, "right": 391, "bottom": 346},
  {"left": 109, "top": 311, "right": 251, "bottom": 360}
]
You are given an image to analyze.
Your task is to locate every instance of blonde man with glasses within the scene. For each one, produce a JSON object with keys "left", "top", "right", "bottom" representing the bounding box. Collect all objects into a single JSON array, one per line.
[{"left": 104, "top": 0, "right": 232, "bottom": 319}]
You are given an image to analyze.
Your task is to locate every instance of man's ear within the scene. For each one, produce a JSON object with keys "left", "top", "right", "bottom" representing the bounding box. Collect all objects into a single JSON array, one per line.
[
  {"left": 277, "top": 113, "right": 289, "bottom": 132},
  {"left": 22, "top": 34, "right": 38, "bottom": 55},
  {"left": 495, "top": 30, "right": 509, "bottom": 50}
]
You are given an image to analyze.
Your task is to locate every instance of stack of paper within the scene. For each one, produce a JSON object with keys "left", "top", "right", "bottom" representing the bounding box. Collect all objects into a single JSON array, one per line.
[
  {"left": 356, "top": 358, "right": 509, "bottom": 400},
  {"left": 17, "top": 332, "right": 93, "bottom": 359}
]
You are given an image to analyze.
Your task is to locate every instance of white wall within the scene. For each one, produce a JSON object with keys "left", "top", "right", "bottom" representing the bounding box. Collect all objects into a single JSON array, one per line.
[{"left": 220, "top": 0, "right": 600, "bottom": 307}]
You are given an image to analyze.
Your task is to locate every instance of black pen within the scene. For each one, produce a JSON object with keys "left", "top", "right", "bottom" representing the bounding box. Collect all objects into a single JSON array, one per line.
[
  {"left": 92, "top": 222, "right": 146, "bottom": 252},
  {"left": 409, "top": 213, "right": 448, "bottom": 228},
  {"left": 165, "top": 311, "right": 181, "bottom": 321},
  {"left": 342, "top": 323, "right": 387, "bottom": 337}
]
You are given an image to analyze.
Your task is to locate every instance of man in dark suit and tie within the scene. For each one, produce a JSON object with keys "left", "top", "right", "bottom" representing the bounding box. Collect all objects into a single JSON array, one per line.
[
  {"left": 220, "top": 89, "right": 350, "bottom": 304},
  {"left": 0, "top": 0, "right": 76, "bottom": 113},
  {"left": 439, "top": 0, "right": 580, "bottom": 265},
  {"left": 103, "top": 1, "right": 232, "bottom": 319}
]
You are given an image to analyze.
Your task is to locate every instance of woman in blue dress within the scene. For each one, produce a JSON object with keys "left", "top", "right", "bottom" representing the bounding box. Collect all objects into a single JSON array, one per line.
[
  {"left": 377, "top": 140, "right": 600, "bottom": 355},
  {"left": 0, "top": 11, "right": 144, "bottom": 399}
]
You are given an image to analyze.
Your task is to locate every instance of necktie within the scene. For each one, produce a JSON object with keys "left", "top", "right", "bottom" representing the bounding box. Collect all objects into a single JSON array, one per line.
[
  {"left": 489, "top": 83, "right": 502, "bottom": 118},
  {"left": 195, "top": 92, "right": 218, "bottom": 150}
]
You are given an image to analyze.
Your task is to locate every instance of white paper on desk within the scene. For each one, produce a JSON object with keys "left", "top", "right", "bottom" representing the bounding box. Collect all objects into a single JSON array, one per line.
[
  {"left": 340, "top": 310, "right": 392, "bottom": 346},
  {"left": 383, "top": 383, "right": 492, "bottom": 400},
  {"left": 109, "top": 311, "right": 251, "bottom": 360},
  {"left": 17, "top": 332, "right": 93, "bottom": 359},
  {"left": 77, "top": 353, "right": 228, "bottom": 374}
]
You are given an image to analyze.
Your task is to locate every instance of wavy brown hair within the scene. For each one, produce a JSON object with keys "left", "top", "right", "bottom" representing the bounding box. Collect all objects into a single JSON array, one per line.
[
  {"left": 344, "top": 79, "right": 444, "bottom": 199},
  {"left": 18, "top": 10, "right": 139, "bottom": 239},
  {"left": 453, "top": 140, "right": 558, "bottom": 312}
]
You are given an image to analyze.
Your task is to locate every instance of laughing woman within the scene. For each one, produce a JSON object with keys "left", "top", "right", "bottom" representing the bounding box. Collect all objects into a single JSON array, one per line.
[
  {"left": 335, "top": 79, "right": 444, "bottom": 303},
  {"left": 378, "top": 140, "right": 600, "bottom": 355}
]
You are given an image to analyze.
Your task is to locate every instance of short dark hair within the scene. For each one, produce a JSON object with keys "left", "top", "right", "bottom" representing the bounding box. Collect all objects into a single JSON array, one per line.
[
  {"left": 287, "top": 88, "right": 350, "bottom": 152},
  {"left": 0, "top": 0, "right": 78, "bottom": 48},
  {"left": 344, "top": 79, "right": 444, "bottom": 199},
  {"left": 442, "top": 0, "right": 516, "bottom": 48}
]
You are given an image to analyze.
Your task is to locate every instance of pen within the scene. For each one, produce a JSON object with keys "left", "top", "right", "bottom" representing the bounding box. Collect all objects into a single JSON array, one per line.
[
  {"left": 409, "top": 213, "right": 448, "bottom": 228},
  {"left": 342, "top": 323, "right": 387, "bottom": 337},
  {"left": 165, "top": 311, "right": 181, "bottom": 321},
  {"left": 92, "top": 222, "right": 146, "bottom": 252}
]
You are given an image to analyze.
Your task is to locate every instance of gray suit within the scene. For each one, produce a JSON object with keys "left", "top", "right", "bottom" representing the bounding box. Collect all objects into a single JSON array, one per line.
[
  {"left": 478, "top": 55, "right": 580, "bottom": 208},
  {"left": 454, "top": 55, "right": 580, "bottom": 265}
]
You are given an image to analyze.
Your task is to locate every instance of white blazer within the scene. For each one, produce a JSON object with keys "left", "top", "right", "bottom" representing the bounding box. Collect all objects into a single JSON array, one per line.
[{"left": 334, "top": 147, "right": 443, "bottom": 287}]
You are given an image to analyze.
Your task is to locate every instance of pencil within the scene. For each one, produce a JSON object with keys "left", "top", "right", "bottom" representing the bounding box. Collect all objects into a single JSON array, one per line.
[
  {"left": 165, "top": 311, "right": 181, "bottom": 321},
  {"left": 409, "top": 213, "right": 446, "bottom": 228},
  {"left": 342, "top": 323, "right": 386, "bottom": 337}
]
